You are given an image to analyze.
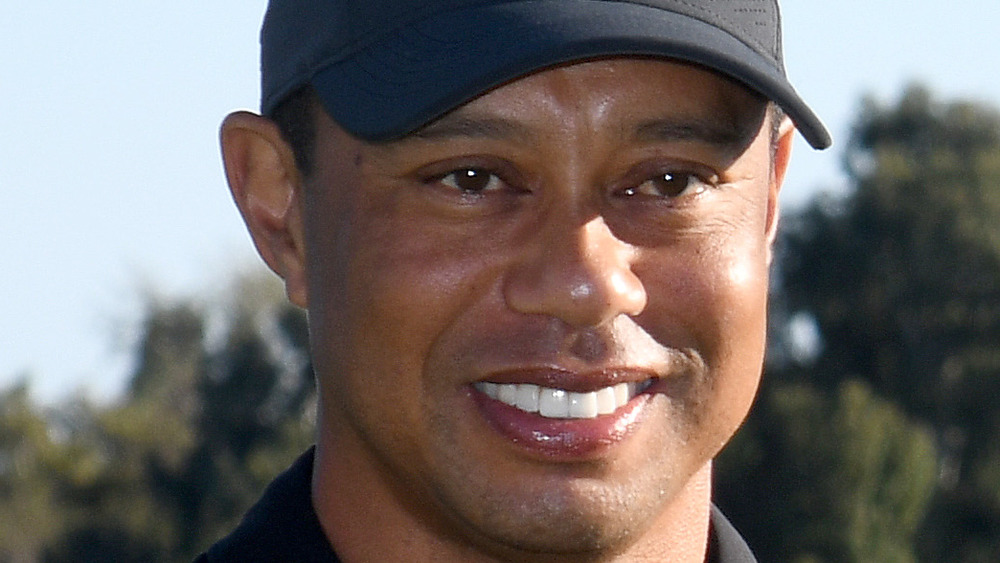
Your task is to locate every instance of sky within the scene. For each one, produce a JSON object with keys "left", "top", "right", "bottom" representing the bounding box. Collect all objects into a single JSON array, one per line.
[{"left": 3, "top": 1, "right": 999, "bottom": 404}]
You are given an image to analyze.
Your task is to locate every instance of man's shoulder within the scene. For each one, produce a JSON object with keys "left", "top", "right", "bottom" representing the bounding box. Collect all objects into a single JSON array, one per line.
[{"left": 195, "top": 447, "right": 340, "bottom": 563}]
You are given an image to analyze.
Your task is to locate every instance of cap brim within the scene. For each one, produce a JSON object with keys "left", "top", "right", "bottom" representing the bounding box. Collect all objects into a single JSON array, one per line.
[{"left": 310, "top": 0, "right": 832, "bottom": 149}]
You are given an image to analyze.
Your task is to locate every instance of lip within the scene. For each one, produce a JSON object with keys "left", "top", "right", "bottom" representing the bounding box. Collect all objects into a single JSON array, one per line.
[{"left": 469, "top": 368, "right": 658, "bottom": 461}]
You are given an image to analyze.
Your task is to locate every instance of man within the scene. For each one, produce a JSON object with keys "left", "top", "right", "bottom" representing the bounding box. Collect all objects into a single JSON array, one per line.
[{"left": 200, "top": 0, "right": 830, "bottom": 561}]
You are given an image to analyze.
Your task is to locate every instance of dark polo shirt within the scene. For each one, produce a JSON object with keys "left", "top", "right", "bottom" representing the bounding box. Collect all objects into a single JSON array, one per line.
[{"left": 197, "top": 448, "right": 756, "bottom": 562}]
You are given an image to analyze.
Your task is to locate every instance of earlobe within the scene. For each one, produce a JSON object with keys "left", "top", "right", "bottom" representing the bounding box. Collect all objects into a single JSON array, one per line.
[{"left": 220, "top": 111, "right": 308, "bottom": 307}]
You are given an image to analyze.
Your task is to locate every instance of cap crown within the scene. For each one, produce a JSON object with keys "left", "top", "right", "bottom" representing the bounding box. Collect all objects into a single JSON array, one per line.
[
  {"left": 262, "top": 0, "right": 783, "bottom": 114},
  {"left": 259, "top": 0, "right": 830, "bottom": 149}
]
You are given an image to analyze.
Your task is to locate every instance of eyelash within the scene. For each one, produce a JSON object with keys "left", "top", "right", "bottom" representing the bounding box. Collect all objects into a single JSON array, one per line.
[
  {"left": 424, "top": 162, "right": 717, "bottom": 202},
  {"left": 619, "top": 171, "right": 713, "bottom": 200}
]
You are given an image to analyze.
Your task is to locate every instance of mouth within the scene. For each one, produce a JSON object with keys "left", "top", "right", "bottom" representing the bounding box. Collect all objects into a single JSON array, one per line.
[{"left": 473, "top": 380, "right": 654, "bottom": 420}]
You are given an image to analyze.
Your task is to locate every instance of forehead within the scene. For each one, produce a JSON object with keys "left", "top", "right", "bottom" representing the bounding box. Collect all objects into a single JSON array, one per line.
[
  {"left": 374, "top": 58, "right": 770, "bottom": 158},
  {"left": 453, "top": 58, "right": 762, "bottom": 120}
]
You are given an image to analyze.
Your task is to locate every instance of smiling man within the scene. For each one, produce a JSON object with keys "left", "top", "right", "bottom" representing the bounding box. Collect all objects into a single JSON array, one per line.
[{"left": 198, "top": 1, "right": 830, "bottom": 562}]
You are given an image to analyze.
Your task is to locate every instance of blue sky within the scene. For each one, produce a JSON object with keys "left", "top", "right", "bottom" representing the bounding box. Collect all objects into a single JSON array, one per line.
[{"left": 3, "top": 1, "right": 999, "bottom": 403}]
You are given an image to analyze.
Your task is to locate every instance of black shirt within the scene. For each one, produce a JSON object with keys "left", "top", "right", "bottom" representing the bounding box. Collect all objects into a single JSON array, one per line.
[{"left": 196, "top": 448, "right": 756, "bottom": 562}]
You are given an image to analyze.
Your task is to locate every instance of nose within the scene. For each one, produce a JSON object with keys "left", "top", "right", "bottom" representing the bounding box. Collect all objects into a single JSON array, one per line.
[{"left": 503, "top": 215, "right": 647, "bottom": 328}]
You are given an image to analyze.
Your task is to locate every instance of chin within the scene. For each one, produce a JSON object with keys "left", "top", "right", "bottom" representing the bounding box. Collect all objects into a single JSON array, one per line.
[{"left": 428, "top": 451, "right": 698, "bottom": 560}]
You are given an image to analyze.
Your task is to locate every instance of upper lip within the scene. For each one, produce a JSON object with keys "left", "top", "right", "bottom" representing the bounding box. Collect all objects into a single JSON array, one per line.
[{"left": 476, "top": 366, "right": 660, "bottom": 393}]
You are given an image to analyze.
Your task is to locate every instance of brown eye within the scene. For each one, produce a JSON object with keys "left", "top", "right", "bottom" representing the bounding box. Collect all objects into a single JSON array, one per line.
[
  {"left": 440, "top": 168, "right": 502, "bottom": 194},
  {"left": 624, "top": 172, "right": 705, "bottom": 199}
]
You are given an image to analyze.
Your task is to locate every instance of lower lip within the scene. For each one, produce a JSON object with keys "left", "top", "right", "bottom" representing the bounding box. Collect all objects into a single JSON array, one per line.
[{"left": 470, "top": 386, "right": 651, "bottom": 460}]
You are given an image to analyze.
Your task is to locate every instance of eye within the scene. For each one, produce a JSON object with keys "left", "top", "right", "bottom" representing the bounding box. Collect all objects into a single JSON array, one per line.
[
  {"left": 438, "top": 168, "right": 504, "bottom": 194},
  {"left": 622, "top": 171, "right": 707, "bottom": 199}
]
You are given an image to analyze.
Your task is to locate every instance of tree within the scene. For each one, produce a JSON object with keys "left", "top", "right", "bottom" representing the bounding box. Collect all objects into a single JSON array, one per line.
[
  {"left": 728, "top": 85, "right": 1000, "bottom": 562},
  {"left": 0, "top": 383, "right": 66, "bottom": 563},
  {"left": 31, "top": 271, "right": 316, "bottom": 562},
  {"left": 717, "top": 379, "right": 937, "bottom": 563},
  {"left": 7, "top": 85, "right": 1000, "bottom": 562}
]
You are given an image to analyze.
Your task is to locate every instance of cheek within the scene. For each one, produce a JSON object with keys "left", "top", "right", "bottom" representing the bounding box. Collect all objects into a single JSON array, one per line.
[
  {"left": 709, "top": 244, "right": 770, "bottom": 392},
  {"left": 697, "top": 241, "right": 770, "bottom": 439},
  {"left": 352, "top": 238, "right": 485, "bottom": 364},
  {"left": 639, "top": 225, "right": 770, "bottom": 440},
  {"left": 322, "top": 205, "right": 505, "bottom": 410}
]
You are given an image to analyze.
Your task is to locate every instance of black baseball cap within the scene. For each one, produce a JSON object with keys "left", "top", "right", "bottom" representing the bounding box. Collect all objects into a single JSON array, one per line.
[{"left": 260, "top": 0, "right": 831, "bottom": 150}]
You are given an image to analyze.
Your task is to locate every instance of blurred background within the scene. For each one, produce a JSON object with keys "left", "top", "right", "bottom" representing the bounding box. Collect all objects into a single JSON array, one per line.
[{"left": 2, "top": 1, "right": 999, "bottom": 561}]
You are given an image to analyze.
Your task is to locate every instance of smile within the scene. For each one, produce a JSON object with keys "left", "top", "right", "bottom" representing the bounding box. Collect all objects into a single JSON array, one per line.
[{"left": 473, "top": 380, "right": 654, "bottom": 420}]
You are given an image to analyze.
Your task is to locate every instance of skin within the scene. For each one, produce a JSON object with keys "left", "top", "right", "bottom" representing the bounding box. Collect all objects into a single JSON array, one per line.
[{"left": 221, "top": 58, "right": 794, "bottom": 562}]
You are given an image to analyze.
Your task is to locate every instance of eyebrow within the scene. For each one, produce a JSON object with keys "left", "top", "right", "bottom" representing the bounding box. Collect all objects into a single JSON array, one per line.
[
  {"left": 406, "top": 110, "right": 762, "bottom": 151},
  {"left": 411, "top": 114, "right": 532, "bottom": 142},
  {"left": 631, "top": 117, "right": 751, "bottom": 148}
]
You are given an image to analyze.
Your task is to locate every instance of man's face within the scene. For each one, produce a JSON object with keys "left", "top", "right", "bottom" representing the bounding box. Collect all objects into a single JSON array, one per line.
[{"left": 301, "top": 59, "right": 782, "bottom": 555}]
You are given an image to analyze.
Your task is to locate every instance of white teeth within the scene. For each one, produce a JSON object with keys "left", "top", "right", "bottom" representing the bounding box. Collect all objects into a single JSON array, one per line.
[
  {"left": 614, "top": 382, "right": 630, "bottom": 406},
  {"left": 515, "top": 383, "right": 540, "bottom": 413},
  {"left": 475, "top": 380, "right": 651, "bottom": 420},
  {"left": 569, "top": 390, "right": 598, "bottom": 419},
  {"left": 479, "top": 382, "right": 499, "bottom": 399},
  {"left": 539, "top": 388, "right": 569, "bottom": 418},
  {"left": 595, "top": 387, "right": 617, "bottom": 415},
  {"left": 497, "top": 382, "right": 517, "bottom": 405}
]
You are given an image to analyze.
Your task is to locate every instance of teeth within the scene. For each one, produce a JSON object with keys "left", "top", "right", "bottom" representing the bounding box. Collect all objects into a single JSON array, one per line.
[
  {"left": 595, "top": 387, "right": 617, "bottom": 415},
  {"left": 539, "top": 388, "right": 569, "bottom": 418},
  {"left": 497, "top": 382, "right": 517, "bottom": 405},
  {"left": 614, "top": 382, "right": 630, "bottom": 406},
  {"left": 515, "top": 383, "right": 540, "bottom": 413},
  {"left": 475, "top": 380, "right": 651, "bottom": 419},
  {"left": 569, "top": 390, "right": 598, "bottom": 419}
]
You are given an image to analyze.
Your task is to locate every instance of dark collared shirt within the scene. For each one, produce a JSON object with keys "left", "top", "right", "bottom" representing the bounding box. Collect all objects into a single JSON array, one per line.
[{"left": 196, "top": 448, "right": 756, "bottom": 562}]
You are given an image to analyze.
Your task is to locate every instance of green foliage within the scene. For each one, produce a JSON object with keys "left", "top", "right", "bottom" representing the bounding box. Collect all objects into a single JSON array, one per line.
[
  {"left": 0, "top": 272, "right": 315, "bottom": 563},
  {"left": 4, "top": 84, "right": 1000, "bottom": 562},
  {"left": 718, "top": 379, "right": 937, "bottom": 563},
  {"left": 0, "top": 383, "right": 65, "bottom": 563},
  {"left": 782, "top": 86, "right": 1000, "bottom": 414},
  {"left": 726, "top": 85, "right": 1000, "bottom": 562}
]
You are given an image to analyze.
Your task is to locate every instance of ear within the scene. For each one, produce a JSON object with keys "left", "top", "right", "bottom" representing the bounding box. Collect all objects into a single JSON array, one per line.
[
  {"left": 765, "top": 115, "right": 795, "bottom": 263},
  {"left": 220, "top": 111, "right": 308, "bottom": 307}
]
